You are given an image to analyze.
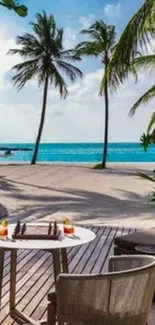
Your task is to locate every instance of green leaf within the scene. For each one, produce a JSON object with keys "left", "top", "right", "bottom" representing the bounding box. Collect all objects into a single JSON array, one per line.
[
  {"left": 147, "top": 112, "right": 155, "bottom": 134},
  {"left": 14, "top": 5, "right": 28, "bottom": 17},
  {"left": 140, "top": 132, "right": 152, "bottom": 152},
  {"left": 137, "top": 172, "right": 155, "bottom": 183},
  {"left": 2, "top": 0, "right": 14, "bottom": 6},
  {"left": 129, "top": 85, "right": 155, "bottom": 116}
]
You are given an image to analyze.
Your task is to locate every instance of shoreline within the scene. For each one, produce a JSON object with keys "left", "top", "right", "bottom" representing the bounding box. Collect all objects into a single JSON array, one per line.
[{"left": 0, "top": 162, "right": 154, "bottom": 165}]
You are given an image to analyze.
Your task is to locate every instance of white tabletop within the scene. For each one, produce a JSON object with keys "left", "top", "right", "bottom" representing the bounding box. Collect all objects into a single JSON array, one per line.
[{"left": 0, "top": 223, "right": 96, "bottom": 250}]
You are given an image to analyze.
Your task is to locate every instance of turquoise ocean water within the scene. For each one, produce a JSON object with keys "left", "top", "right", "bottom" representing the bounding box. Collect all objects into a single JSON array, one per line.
[{"left": 0, "top": 143, "right": 154, "bottom": 163}]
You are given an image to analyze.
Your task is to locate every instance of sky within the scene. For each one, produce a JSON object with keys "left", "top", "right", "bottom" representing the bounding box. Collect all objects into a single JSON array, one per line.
[{"left": 0, "top": 0, "right": 154, "bottom": 143}]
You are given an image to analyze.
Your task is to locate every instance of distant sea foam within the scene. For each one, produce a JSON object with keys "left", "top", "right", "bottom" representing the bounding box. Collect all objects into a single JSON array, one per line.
[{"left": 0, "top": 143, "right": 154, "bottom": 163}]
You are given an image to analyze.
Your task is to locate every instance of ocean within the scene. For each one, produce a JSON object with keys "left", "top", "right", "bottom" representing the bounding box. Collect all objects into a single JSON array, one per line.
[{"left": 0, "top": 143, "right": 154, "bottom": 163}]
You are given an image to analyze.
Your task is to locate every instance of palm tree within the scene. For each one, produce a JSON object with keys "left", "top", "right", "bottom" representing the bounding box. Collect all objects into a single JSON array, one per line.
[
  {"left": 98, "top": 0, "right": 155, "bottom": 157},
  {"left": 8, "top": 11, "right": 82, "bottom": 164},
  {"left": 100, "top": 0, "right": 155, "bottom": 93},
  {"left": 76, "top": 20, "right": 116, "bottom": 168}
]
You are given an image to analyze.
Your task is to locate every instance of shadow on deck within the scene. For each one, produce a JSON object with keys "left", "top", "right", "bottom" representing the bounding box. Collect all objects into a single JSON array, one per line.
[{"left": 0, "top": 226, "right": 154, "bottom": 325}]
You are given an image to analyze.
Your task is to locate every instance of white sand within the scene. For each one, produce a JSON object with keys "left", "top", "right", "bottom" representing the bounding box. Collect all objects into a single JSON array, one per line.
[{"left": 0, "top": 163, "right": 155, "bottom": 229}]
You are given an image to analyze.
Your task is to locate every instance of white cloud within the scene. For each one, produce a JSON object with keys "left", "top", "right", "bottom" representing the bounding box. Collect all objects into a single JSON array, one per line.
[
  {"left": 0, "top": 22, "right": 155, "bottom": 144},
  {"left": 63, "top": 27, "right": 78, "bottom": 49},
  {"left": 0, "top": 28, "right": 20, "bottom": 90},
  {"left": 44, "top": 70, "right": 155, "bottom": 143},
  {"left": 104, "top": 2, "right": 121, "bottom": 20},
  {"left": 79, "top": 14, "right": 95, "bottom": 29},
  {"left": 0, "top": 103, "right": 39, "bottom": 143}
]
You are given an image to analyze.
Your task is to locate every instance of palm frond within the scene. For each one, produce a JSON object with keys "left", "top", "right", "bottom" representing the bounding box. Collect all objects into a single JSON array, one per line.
[
  {"left": 103, "top": 0, "right": 155, "bottom": 92},
  {"left": 76, "top": 19, "right": 116, "bottom": 65},
  {"left": 8, "top": 11, "right": 82, "bottom": 95},
  {"left": 147, "top": 112, "right": 155, "bottom": 134},
  {"left": 76, "top": 41, "right": 103, "bottom": 58},
  {"left": 137, "top": 172, "right": 155, "bottom": 183},
  {"left": 8, "top": 33, "right": 45, "bottom": 58},
  {"left": 56, "top": 60, "right": 83, "bottom": 81},
  {"left": 11, "top": 59, "right": 39, "bottom": 90},
  {"left": 80, "top": 21, "right": 116, "bottom": 51},
  {"left": 61, "top": 49, "right": 81, "bottom": 62},
  {"left": 31, "top": 11, "right": 56, "bottom": 40},
  {"left": 129, "top": 85, "right": 155, "bottom": 116},
  {"left": 140, "top": 132, "right": 152, "bottom": 151},
  {"left": 8, "top": 47, "right": 39, "bottom": 59},
  {"left": 55, "top": 28, "right": 63, "bottom": 50},
  {"left": 50, "top": 64, "right": 68, "bottom": 99},
  {"left": 133, "top": 54, "right": 155, "bottom": 72}
]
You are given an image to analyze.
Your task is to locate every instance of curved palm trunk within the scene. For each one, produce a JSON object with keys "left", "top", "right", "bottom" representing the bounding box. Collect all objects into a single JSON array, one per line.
[
  {"left": 31, "top": 76, "right": 49, "bottom": 165},
  {"left": 102, "top": 75, "right": 109, "bottom": 169}
]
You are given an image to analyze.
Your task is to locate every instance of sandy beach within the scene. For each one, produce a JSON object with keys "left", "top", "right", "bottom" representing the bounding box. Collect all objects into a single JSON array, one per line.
[{"left": 0, "top": 163, "right": 154, "bottom": 229}]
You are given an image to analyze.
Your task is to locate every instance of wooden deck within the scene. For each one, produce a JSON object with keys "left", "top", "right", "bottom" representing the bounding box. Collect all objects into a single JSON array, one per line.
[{"left": 0, "top": 226, "right": 154, "bottom": 325}]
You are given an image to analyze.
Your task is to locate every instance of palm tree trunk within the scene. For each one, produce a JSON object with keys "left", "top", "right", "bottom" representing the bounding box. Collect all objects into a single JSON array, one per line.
[
  {"left": 31, "top": 76, "right": 49, "bottom": 165},
  {"left": 102, "top": 75, "right": 109, "bottom": 169}
]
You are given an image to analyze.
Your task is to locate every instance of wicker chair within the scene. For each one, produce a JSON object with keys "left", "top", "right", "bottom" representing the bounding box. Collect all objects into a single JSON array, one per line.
[{"left": 47, "top": 255, "right": 155, "bottom": 325}]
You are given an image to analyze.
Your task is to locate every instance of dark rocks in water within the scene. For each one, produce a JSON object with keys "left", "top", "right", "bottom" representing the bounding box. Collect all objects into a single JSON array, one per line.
[{"left": 0, "top": 147, "right": 32, "bottom": 151}]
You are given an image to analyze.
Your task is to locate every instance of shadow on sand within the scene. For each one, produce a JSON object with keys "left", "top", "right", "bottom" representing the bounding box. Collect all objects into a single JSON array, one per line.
[{"left": 0, "top": 173, "right": 154, "bottom": 225}]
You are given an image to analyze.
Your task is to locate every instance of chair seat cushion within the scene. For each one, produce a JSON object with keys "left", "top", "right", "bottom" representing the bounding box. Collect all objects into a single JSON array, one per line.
[{"left": 114, "top": 228, "right": 155, "bottom": 251}]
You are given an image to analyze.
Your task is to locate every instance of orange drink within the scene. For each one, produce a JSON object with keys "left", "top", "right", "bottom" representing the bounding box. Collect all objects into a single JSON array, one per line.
[
  {"left": 0, "top": 220, "right": 8, "bottom": 237},
  {"left": 64, "top": 224, "right": 74, "bottom": 235},
  {"left": 0, "top": 225, "right": 8, "bottom": 237}
]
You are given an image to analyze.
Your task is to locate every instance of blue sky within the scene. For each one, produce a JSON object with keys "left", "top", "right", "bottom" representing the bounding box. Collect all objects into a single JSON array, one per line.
[{"left": 0, "top": 0, "right": 154, "bottom": 143}]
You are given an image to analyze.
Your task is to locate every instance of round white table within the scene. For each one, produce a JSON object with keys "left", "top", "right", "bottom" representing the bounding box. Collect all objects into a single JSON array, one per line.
[{"left": 0, "top": 223, "right": 95, "bottom": 325}]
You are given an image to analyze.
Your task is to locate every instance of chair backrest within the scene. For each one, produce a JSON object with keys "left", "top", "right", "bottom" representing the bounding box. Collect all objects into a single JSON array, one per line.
[{"left": 56, "top": 255, "right": 155, "bottom": 325}]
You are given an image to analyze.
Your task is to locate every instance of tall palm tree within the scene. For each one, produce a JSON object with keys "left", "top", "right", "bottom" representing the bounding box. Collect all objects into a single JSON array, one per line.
[
  {"left": 76, "top": 20, "right": 116, "bottom": 168},
  {"left": 8, "top": 11, "right": 83, "bottom": 164},
  {"left": 100, "top": 0, "right": 155, "bottom": 93}
]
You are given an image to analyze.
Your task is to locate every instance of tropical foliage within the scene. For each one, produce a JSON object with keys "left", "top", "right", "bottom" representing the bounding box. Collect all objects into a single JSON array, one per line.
[
  {"left": 76, "top": 20, "right": 117, "bottom": 168},
  {"left": 128, "top": 55, "right": 155, "bottom": 150},
  {"left": 9, "top": 11, "right": 83, "bottom": 164},
  {"left": 0, "top": 0, "right": 28, "bottom": 16},
  {"left": 140, "top": 113, "right": 155, "bottom": 151},
  {"left": 100, "top": 0, "right": 155, "bottom": 93},
  {"left": 138, "top": 170, "right": 155, "bottom": 204},
  {"left": 98, "top": 0, "right": 155, "bottom": 158}
]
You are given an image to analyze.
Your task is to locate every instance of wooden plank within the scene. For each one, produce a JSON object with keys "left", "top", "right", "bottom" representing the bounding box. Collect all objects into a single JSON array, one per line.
[
  {"left": 15, "top": 227, "right": 96, "bottom": 323},
  {"left": 1, "top": 250, "right": 44, "bottom": 302},
  {"left": 10, "top": 250, "right": 17, "bottom": 312},
  {"left": 0, "top": 248, "right": 4, "bottom": 308},
  {"left": 13, "top": 258, "right": 54, "bottom": 323},
  {"left": 70, "top": 227, "right": 100, "bottom": 273},
  {"left": 11, "top": 227, "right": 96, "bottom": 323},
  {"left": 61, "top": 248, "right": 69, "bottom": 273},
  {"left": 102, "top": 227, "right": 124, "bottom": 273},
  {"left": 0, "top": 226, "right": 154, "bottom": 325},
  {"left": 30, "top": 227, "right": 95, "bottom": 322},
  {"left": 91, "top": 227, "right": 118, "bottom": 274},
  {"left": 81, "top": 226, "right": 108, "bottom": 274},
  {"left": 24, "top": 275, "right": 54, "bottom": 321},
  {"left": 1, "top": 254, "right": 53, "bottom": 325},
  {"left": 29, "top": 227, "right": 97, "bottom": 322},
  {"left": 3, "top": 250, "right": 34, "bottom": 286},
  {"left": 0, "top": 252, "right": 52, "bottom": 324}
]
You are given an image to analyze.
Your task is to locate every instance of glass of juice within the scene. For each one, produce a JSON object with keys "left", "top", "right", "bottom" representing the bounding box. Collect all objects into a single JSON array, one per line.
[
  {"left": 64, "top": 224, "right": 74, "bottom": 235},
  {"left": 0, "top": 220, "right": 8, "bottom": 237}
]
